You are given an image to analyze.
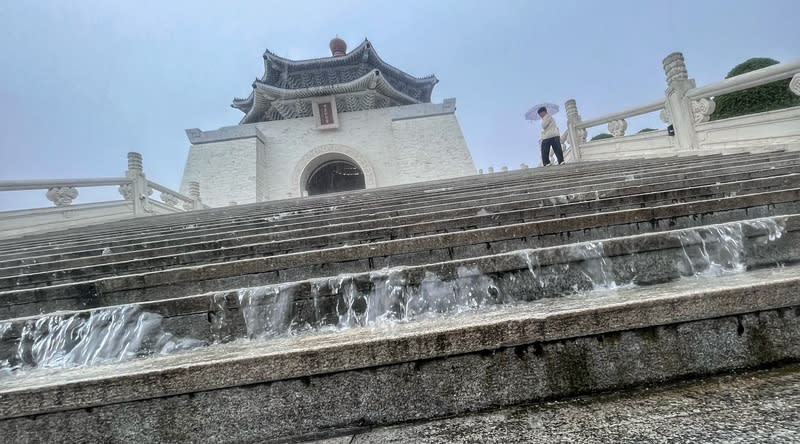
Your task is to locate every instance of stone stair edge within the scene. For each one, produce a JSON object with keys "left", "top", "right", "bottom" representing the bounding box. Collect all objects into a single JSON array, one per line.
[
  {"left": 2, "top": 157, "right": 799, "bottom": 262},
  {"left": 2, "top": 173, "right": 796, "bottom": 279},
  {"left": 1, "top": 264, "right": 798, "bottom": 421},
  {"left": 0, "top": 150, "right": 792, "bottom": 250}
]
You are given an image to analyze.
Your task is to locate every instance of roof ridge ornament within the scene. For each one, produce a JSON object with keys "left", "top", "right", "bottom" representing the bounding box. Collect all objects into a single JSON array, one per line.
[{"left": 330, "top": 36, "right": 347, "bottom": 57}]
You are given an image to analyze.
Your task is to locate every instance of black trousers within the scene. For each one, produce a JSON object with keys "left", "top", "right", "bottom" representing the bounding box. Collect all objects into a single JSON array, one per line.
[{"left": 541, "top": 136, "right": 564, "bottom": 166}]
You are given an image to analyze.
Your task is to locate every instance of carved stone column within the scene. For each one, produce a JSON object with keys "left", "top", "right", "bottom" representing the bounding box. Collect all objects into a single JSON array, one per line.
[
  {"left": 185, "top": 181, "right": 202, "bottom": 211},
  {"left": 662, "top": 52, "right": 699, "bottom": 150},
  {"left": 121, "top": 151, "right": 150, "bottom": 216},
  {"left": 565, "top": 99, "right": 586, "bottom": 160}
]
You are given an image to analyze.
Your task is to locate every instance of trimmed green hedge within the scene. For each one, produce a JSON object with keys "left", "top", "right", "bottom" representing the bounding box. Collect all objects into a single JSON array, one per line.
[
  {"left": 591, "top": 133, "right": 614, "bottom": 141},
  {"left": 711, "top": 57, "right": 800, "bottom": 120},
  {"left": 637, "top": 128, "right": 657, "bottom": 133}
]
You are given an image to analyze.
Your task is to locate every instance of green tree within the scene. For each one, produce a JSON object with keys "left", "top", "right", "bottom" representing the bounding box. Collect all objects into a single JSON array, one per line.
[
  {"left": 711, "top": 57, "right": 800, "bottom": 120},
  {"left": 637, "top": 128, "right": 657, "bottom": 133},
  {"left": 591, "top": 133, "right": 614, "bottom": 141}
]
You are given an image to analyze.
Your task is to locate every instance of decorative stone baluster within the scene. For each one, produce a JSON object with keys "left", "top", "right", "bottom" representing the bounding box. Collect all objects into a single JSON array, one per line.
[
  {"left": 659, "top": 108, "right": 671, "bottom": 124},
  {"left": 607, "top": 119, "right": 628, "bottom": 137},
  {"left": 478, "top": 169, "right": 484, "bottom": 175},
  {"left": 46, "top": 186, "right": 78, "bottom": 207},
  {"left": 118, "top": 183, "right": 134, "bottom": 201},
  {"left": 790, "top": 73, "right": 800, "bottom": 96},
  {"left": 691, "top": 98, "right": 716, "bottom": 123},
  {"left": 184, "top": 181, "right": 202, "bottom": 211},
  {"left": 662, "top": 52, "right": 699, "bottom": 150},
  {"left": 487, "top": 167, "right": 494, "bottom": 174},
  {"left": 501, "top": 166, "right": 508, "bottom": 172},
  {"left": 520, "top": 163, "right": 529, "bottom": 169},
  {"left": 565, "top": 99, "right": 586, "bottom": 160},
  {"left": 160, "top": 192, "right": 179, "bottom": 207}
]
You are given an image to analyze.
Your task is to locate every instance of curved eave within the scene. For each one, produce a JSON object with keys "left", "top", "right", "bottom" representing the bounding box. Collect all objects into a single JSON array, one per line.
[
  {"left": 238, "top": 69, "right": 421, "bottom": 124},
  {"left": 231, "top": 90, "right": 255, "bottom": 111},
  {"left": 261, "top": 39, "right": 438, "bottom": 87},
  {"left": 257, "top": 69, "right": 419, "bottom": 103}
]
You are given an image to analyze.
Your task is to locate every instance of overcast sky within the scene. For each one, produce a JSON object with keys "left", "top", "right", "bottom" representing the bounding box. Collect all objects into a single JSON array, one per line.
[{"left": 1, "top": 0, "right": 798, "bottom": 210}]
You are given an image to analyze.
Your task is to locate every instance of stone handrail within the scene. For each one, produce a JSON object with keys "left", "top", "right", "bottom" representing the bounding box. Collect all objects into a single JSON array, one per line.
[
  {"left": 0, "top": 177, "right": 131, "bottom": 192},
  {"left": 686, "top": 58, "right": 800, "bottom": 99},
  {"left": 147, "top": 180, "right": 205, "bottom": 211},
  {"left": 1, "top": 152, "right": 205, "bottom": 213},
  {"left": 574, "top": 99, "right": 664, "bottom": 130},
  {"left": 565, "top": 52, "right": 800, "bottom": 160},
  {"left": 0, "top": 177, "right": 133, "bottom": 207}
]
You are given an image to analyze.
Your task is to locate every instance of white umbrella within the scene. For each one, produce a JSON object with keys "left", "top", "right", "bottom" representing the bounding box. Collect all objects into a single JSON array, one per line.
[{"left": 525, "top": 102, "right": 560, "bottom": 121}]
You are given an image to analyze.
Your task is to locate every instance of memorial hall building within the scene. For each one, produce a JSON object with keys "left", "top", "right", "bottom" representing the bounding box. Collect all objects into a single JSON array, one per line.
[{"left": 180, "top": 38, "right": 476, "bottom": 207}]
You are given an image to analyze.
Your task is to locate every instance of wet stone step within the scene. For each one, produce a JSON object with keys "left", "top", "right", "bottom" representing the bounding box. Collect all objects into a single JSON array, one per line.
[
  {"left": 0, "top": 215, "right": 795, "bottom": 368},
  {"left": 0, "top": 151, "right": 795, "bottom": 260},
  {"left": 1, "top": 173, "right": 796, "bottom": 278},
  {"left": 1, "top": 189, "right": 798, "bottom": 302},
  {"left": 1, "top": 265, "right": 799, "bottom": 441}
]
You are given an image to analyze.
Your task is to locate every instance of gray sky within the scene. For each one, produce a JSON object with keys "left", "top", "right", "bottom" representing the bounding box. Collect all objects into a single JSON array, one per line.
[{"left": 1, "top": 0, "right": 798, "bottom": 210}]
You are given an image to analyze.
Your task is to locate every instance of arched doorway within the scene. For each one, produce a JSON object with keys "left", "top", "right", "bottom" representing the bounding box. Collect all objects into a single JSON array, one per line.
[{"left": 305, "top": 160, "right": 366, "bottom": 196}]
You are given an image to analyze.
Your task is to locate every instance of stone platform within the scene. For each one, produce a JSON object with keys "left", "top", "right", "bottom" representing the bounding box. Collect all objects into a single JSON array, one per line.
[{"left": 1, "top": 149, "right": 800, "bottom": 442}]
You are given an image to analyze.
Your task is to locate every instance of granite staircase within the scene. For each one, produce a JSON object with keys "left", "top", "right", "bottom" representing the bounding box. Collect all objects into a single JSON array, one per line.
[{"left": 2, "top": 149, "right": 800, "bottom": 442}]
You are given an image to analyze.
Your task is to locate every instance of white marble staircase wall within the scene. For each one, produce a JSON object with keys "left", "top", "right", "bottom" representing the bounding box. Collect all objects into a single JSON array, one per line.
[
  {"left": 565, "top": 55, "right": 800, "bottom": 162},
  {"left": 580, "top": 106, "right": 800, "bottom": 161}
]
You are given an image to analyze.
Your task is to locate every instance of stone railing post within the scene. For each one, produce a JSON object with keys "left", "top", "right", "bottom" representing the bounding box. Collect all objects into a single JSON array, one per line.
[
  {"left": 186, "top": 181, "right": 202, "bottom": 211},
  {"left": 120, "top": 152, "right": 150, "bottom": 216},
  {"left": 565, "top": 99, "right": 587, "bottom": 161},
  {"left": 662, "top": 52, "right": 699, "bottom": 150}
]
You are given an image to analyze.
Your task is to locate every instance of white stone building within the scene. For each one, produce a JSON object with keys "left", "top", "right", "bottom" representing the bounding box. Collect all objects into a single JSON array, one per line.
[{"left": 180, "top": 38, "right": 476, "bottom": 207}]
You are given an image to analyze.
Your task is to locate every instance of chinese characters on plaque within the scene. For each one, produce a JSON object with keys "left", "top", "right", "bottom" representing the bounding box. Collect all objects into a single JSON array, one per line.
[
  {"left": 318, "top": 102, "right": 334, "bottom": 125},
  {"left": 312, "top": 96, "right": 339, "bottom": 130}
]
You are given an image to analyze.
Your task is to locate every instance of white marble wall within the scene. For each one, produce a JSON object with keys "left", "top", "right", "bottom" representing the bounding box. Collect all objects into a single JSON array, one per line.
[{"left": 181, "top": 100, "right": 476, "bottom": 207}]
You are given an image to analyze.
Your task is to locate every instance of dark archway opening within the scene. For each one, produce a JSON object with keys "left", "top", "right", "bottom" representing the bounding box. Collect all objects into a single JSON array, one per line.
[{"left": 306, "top": 160, "right": 366, "bottom": 196}]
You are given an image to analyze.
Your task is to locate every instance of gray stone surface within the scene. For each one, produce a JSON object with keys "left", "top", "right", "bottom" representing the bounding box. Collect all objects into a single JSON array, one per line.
[
  {"left": 1, "top": 150, "right": 794, "bottom": 255},
  {"left": 332, "top": 364, "right": 800, "bottom": 443},
  {"left": 2, "top": 266, "right": 800, "bottom": 442},
  {"left": 2, "top": 150, "right": 800, "bottom": 442},
  {"left": 3, "top": 210, "right": 798, "bottom": 319}
]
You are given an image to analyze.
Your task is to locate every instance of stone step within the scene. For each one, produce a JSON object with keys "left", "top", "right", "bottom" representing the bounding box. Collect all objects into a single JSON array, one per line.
[
  {"left": 2, "top": 264, "right": 799, "bottom": 441},
  {"left": 0, "top": 153, "right": 731, "bottom": 248},
  {"left": 2, "top": 173, "right": 796, "bottom": 280},
  {"left": 1, "top": 187, "right": 797, "bottom": 315},
  {"left": 2, "top": 154, "right": 798, "bottom": 267},
  {"left": 2, "top": 187, "right": 797, "bottom": 314},
  {"left": 327, "top": 364, "right": 800, "bottom": 443},
  {"left": 1, "top": 212, "right": 795, "bottom": 347},
  {"left": 0, "top": 151, "right": 790, "bottom": 255}
]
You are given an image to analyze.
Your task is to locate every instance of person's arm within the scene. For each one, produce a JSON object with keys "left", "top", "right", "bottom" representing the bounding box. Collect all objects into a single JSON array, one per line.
[{"left": 541, "top": 115, "right": 554, "bottom": 131}]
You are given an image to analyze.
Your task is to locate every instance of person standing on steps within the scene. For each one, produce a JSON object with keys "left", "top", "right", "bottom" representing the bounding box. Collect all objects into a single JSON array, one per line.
[{"left": 538, "top": 106, "right": 565, "bottom": 166}]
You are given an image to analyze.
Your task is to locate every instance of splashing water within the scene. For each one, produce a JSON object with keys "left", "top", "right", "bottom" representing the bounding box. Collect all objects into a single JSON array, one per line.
[
  {"left": 238, "top": 284, "right": 296, "bottom": 339},
  {"left": 567, "top": 241, "right": 620, "bottom": 291},
  {"left": 0, "top": 305, "right": 204, "bottom": 377},
  {"left": 676, "top": 217, "right": 785, "bottom": 277},
  {"left": 153, "top": 217, "right": 796, "bottom": 351},
  {"left": 229, "top": 265, "right": 504, "bottom": 339},
  {"left": 5, "top": 217, "right": 788, "bottom": 377}
]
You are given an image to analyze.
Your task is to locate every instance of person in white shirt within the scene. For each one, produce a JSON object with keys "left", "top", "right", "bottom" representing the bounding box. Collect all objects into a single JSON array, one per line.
[{"left": 538, "top": 107, "right": 565, "bottom": 166}]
